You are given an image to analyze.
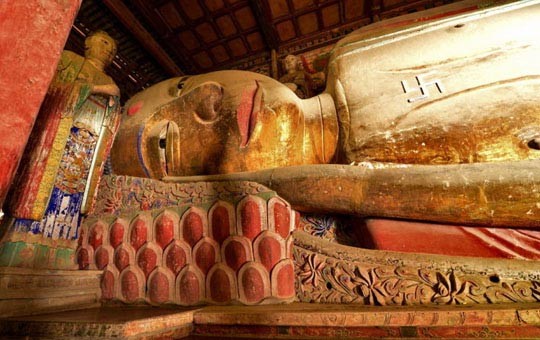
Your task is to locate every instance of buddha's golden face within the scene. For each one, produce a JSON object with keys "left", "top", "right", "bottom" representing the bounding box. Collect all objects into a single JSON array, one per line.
[
  {"left": 111, "top": 70, "right": 335, "bottom": 178},
  {"left": 84, "top": 31, "right": 116, "bottom": 66},
  {"left": 283, "top": 55, "right": 300, "bottom": 73}
]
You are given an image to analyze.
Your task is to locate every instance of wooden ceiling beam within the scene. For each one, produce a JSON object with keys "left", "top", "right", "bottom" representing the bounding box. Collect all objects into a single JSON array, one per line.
[
  {"left": 102, "top": 0, "right": 184, "bottom": 76},
  {"left": 249, "top": 0, "right": 280, "bottom": 50}
]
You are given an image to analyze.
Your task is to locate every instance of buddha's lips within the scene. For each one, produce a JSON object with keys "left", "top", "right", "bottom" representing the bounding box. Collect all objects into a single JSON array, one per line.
[{"left": 237, "top": 81, "right": 262, "bottom": 147}]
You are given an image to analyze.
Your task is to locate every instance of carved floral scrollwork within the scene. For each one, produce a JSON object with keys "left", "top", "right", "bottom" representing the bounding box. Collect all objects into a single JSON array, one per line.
[
  {"left": 294, "top": 248, "right": 540, "bottom": 306},
  {"left": 94, "top": 175, "right": 271, "bottom": 215}
]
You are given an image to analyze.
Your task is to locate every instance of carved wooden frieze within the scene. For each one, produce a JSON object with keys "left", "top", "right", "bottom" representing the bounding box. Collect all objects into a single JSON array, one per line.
[
  {"left": 294, "top": 231, "right": 540, "bottom": 306},
  {"left": 93, "top": 175, "right": 272, "bottom": 215}
]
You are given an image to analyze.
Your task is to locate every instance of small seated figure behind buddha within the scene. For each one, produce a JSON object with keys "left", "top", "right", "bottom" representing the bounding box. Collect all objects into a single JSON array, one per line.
[{"left": 279, "top": 54, "right": 310, "bottom": 98}]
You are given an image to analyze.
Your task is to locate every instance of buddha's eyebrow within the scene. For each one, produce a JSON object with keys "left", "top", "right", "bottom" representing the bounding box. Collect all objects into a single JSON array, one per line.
[
  {"left": 170, "top": 76, "right": 191, "bottom": 97},
  {"left": 177, "top": 76, "right": 190, "bottom": 89}
]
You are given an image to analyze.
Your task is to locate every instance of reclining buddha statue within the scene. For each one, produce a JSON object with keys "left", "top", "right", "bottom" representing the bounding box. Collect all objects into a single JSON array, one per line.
[
  {"left": 111, "top": 0, "right": 540, "bottom": 229},
  {"left": 92, "top": 0, "right": 540, "bottom": 306}
]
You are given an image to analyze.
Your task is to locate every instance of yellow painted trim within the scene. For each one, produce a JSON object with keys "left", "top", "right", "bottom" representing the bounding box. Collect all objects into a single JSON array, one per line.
[{"left": 30, "top": 117, "right": 73, "bottom": 220}]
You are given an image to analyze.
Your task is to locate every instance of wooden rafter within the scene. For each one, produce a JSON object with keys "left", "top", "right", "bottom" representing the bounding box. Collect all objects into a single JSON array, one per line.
[
  {"left": 102, "top": 0, "right": 184, "bottom": 76},
  {"left": 249, "top": 0, "right": 280, "bottom": 50}
]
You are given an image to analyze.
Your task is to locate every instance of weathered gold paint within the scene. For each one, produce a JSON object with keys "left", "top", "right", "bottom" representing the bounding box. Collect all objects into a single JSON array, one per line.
[
  {"left": 32, "top": 117, "right": 73, "bottom": 220},
  {"left": 111, "top": 71, "right": 338, "bottom": 178},
  {"left": 111, "top": 0, "right": 540, "bottom": 228}
]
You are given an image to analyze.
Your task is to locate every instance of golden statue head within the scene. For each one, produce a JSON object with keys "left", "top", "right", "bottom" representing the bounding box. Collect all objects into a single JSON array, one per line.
[
  {"left": 84, "top": 30, "right": 117, "bottom": 67},
  {"left": 110, "top": 70, "right": 338, "bottom": 178},
  {"left": 283, "top": 55, "right": 301, "bottom": 74}
]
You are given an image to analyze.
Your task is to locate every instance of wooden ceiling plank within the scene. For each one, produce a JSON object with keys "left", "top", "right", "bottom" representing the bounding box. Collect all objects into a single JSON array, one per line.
[
  {"left": 249, "top": 0, "right": 280, "bottom": 50},
  {"left": 285, "top": 0, "right": 302, "bottom": 38},
  {"left": 199, "top": 0, "right": 234, "bottom": 61},
  {"left": 315, "top": 2, "right": 324, "bottom": 31},
  {"left": 368, "top": 0, "right": 383, "bottom": 21},
  {"left": 168, "top": 26, "right": 259, "bottom": 57},
  {"left": 131, "top": 0, "right": 170, "bottom": 36},
  {"left": 339, "top": 0, "right": 345, "bottom": 23},
  {"left": 170, "top": 1, "right": 246, "bottom": 35},
  {"left": 278, "top": 16, "right": 370, "bottom": 54},
  {"left": 226, "top": 5, "right": 253, "bottom": 55},
  {"left": 102, "top": 0, "right": 184, "bottom": 76},
  {"left": 171, "top": 0, "right": 220, "bottom": 67}
]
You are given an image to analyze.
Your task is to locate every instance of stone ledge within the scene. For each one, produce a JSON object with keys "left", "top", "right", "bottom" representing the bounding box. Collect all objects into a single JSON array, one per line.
[
  {"left": 0, "top": 306, "right": 196, "bottom": 339},
  {"left": 0, "top": 267, "right": 102, "bottom": 317},
  {"left": 192, "top": 303, "right": 540, "bottom": 339},
  {"left": 3, "top": 303, "right": 540, "bottom": 339}
]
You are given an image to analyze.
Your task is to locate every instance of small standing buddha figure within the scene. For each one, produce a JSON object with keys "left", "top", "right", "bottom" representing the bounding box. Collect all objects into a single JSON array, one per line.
[{"left": 8, "top": 30, "right": 121, "bottom": 250}]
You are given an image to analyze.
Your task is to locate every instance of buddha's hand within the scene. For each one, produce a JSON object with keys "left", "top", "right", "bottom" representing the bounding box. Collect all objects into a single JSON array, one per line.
[
  {"left": 284, "top": 82, "right": 298, "bottom": 92},
  {"left": 92, "top": 83, "right": 120, "bottom": 98}
]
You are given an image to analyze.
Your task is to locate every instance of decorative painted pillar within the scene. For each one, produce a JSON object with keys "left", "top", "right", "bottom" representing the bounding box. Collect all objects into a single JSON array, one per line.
[
  {"left": 0, "top": 4, "right": 122, "bottom": 271},
  {"left": 0, "top": 0, "right": 82, "bottom": 216}
]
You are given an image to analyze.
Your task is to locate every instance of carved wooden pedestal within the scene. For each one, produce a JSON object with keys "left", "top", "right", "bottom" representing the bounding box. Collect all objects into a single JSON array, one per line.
[{"left": 77, "top": 175, "right": 296, "bottom": 306}]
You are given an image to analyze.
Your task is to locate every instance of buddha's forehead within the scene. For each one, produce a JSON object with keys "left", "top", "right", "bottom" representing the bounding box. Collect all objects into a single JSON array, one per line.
[
  {"left": 123, "top": 77, "right": 181, "bottom": 124},
  {"left": 181, "top": 70, "right": 282, "bottom": 93},
  {"left": 124, "top": 70, "right": 289, "bottom": 123}
]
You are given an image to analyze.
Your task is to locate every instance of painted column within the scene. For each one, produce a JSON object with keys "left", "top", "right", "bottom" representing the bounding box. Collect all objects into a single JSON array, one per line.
[{"left": 0, "top": 0, "right": 82, "bottom": 216}]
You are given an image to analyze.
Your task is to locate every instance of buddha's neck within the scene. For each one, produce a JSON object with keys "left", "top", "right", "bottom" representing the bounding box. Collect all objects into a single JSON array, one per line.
[
  {"left": 301, "top": 93, "right": 339, "bottom": 164},
  {"left": 87, "top": 57, "right": 106, "bottom": 71}
]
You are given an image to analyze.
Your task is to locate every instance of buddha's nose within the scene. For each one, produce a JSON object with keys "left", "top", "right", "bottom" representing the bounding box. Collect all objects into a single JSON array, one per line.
[{"left": 194, "top": 83, "right": 223, "bottom": 122}]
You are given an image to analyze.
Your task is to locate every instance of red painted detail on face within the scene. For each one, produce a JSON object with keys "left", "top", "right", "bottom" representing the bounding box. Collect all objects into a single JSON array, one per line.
[
  {"left": 242, "top": 267, "right": 265, "bottom": 303},
  {"left": 127, "top": 101, "right": 143, "bottom": 116},
  {"left": 155, "top": 214, "right": 174, "bottom": 249},
  {"left": 195, "top": 241, "right": 216, "bottom": 275},
  {"left": 211, "top": 206, "right": 230, "bottom": 245},
  {"left": 121, "top": 271, "right": 139, "bottom": 302},
  {"left": 166, "top": 244, "right": 186, "bottom": 275},
  {"left": 149, "top": 272, "right": 169, "bottom": 304},
  {"left": 276, "top": 263, "right": 295, "bottom": 298},
  {"left": 288, "top": 239, "right": 294, "bottom": 258},
  {"left": 95, "top": 247, "right": 109, "bottom": 270},
  {"left": 183, "top": 212, "right": 203, "bottom": 247},
  {"left": 101, "top": 270, "right": 115, "bottom": 300},
  {"left": 89, "top": 224, "right": 104, "bottom": 250},
  {"left": 236, "top": 81, "right": 261, "bottom": 147},
  {"left": 224, "top": 240, "right": 247, "bottom": 272},
  {"left": 209, "top": 268, "right": 231, "bottom": 303},
  {"left": 294, "top": 211, "right": 301, "bottom": 230},
  {"left": 78, "top": 248, "right": 89, "bottom": 270},
  {"left": 178, "top": 270, "right": 201, "bottom": 305},
  {"left": 241, "top": 201, "right": 261, "bottom": 240},
  {"left": 114, "top": 248, "right": 130, "bottom": 271},
  {"left": 130, "top": 218, "right": 147, "bottom": 251},
  {"left": 258, "top": 237, "right": 281, "bottom": 272},
  {"left": 138, "top": 247, "right": 157, "bottom": 278},
  {"left": 110, "top": 222, "right": 125, "bottom": 249},
  {"left": 78, "top": 228, "right": 85, "bottom": 246},
  {"left": 273, "top": 202, "right": 291, "bottom": 239}
]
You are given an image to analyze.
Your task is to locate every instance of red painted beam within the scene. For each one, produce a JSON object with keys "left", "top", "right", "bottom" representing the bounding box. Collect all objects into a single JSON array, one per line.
[{"left": 0, "top": 0, "right": 82, "bottom": 216}]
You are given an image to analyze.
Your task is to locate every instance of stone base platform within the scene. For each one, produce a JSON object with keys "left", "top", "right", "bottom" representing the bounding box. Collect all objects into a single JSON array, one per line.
[
  {"left": 0, "top": 267, "right": 102, "bottom": 318},
  {"left": 0, "top": 306, "right": 196, "bottom": 339},
  {"left": 3, "top": 302, "right": 540, "bottom": 339}
]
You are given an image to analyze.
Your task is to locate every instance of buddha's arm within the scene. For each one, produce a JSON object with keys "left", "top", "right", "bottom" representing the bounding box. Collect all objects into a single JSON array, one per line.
[
  {"left": 163, "top": 160, "right": 540, "bottom": 228},
  {"left": 92, "top": 83, "right": 120, "bottom": 97}
]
